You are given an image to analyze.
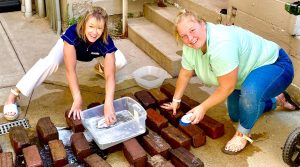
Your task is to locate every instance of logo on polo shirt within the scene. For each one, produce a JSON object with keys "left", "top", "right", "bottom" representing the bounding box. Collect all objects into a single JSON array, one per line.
[{"left": 91, "top": 52, "right": 100, "bottom": 55}]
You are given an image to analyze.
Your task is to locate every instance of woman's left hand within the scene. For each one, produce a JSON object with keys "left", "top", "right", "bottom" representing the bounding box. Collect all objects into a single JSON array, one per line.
[
  {"left": 188, "top": 105, "right": 206, "bottom": 124},
  {"left": 103, "top": 103, "right": 116, "bottom": 125}
]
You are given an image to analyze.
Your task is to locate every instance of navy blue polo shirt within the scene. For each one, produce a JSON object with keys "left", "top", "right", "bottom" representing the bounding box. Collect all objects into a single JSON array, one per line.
[{"left": 61, "top": 24, "right": 117, "bottom": 62}]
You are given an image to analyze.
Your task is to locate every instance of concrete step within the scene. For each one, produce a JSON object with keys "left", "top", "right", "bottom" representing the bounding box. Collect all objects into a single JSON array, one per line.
[
  {"left": 170, "top": 0, "right": 228, "bottom": 24},
  {"left": 128, "top": 17, "right": 181, "bottom": 77},
  {"left": 143, "top": 3, "right": 178, "bottom": 37}
]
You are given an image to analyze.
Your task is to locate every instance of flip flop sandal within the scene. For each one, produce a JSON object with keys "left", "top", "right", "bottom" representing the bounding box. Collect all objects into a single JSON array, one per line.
[
  {"left": 283, "top": 91, "right": 300, "bottom": 110},
  {"left": 3, "top": 103, "right": 19, "bottom": 121},
  {"left": 222, "top": 134, "right": 253, "bottom": 155}
]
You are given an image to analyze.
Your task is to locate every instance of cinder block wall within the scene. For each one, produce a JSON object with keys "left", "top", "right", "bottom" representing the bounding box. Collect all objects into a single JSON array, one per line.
[{"left": 227, "top": 0, "right": 300, "bottom": 98}]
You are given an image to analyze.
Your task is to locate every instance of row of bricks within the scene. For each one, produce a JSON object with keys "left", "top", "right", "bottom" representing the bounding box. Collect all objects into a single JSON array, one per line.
[
  {"left": 127, "top": 84, "right": 224, "bottom": 140},
  {"left": 6, "top": 118, "right": 110, "bottom": 167},
  {"left": 123, "top": 135, "right": 204, "bottom": 167}
]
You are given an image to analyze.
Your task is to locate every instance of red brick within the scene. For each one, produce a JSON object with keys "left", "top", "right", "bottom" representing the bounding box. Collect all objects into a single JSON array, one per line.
[
  {"left": 121, "top": 92, "right": 140, "bottom": 103},
  {"left": 197, "top": 115, "right": 224, "bottom": 139},
  {"left": 48, "top": 140, "right": 68, "bottom": 167},
  {"left": 149, "top": 88, "right": 169, "bottom": 105},
  {"left": 22, "top": 145, "right": 43, "bottom": 167},
  {"left": 160, "top": 125, "right": 191, "bottom": 150},
  {"left": 146, "top": 108, "right": 168, "bottom": 134},
  {"left": 160, "top": 84, "right": 198, "bottom": 112},
  {"left": 178, "top": 124, "right": 206, "bottom": 148},
  {"left": 9, "top": 126, "right": 30, "bottom": 154},
  {"left": 180, "top": 96, "right": 200, "bottom": 113},
  {"left": 87, "top": 102, "right": 101, "bottom": 109},
  {"left": 70, "top": 132, "right": 91, "bottom": 163},
  {"left": 170, "top": 147, "right": 204, "bottom": 167},
  {"left": 0, "top": 152, "right": 13, "bottom": 167},
  {"left": 36, "top": 117, "right": 58, "bottom": 144},
  {"left": 160, "top": 84, "right": 175, "bottom": 99},
  {"left": 123, "top": 138, "right": 147, "bottom": 167},
  {"left": 159, "top": 107, "right": 184, "bottom": 127},
  {"left": 134, "top": 90, "right": 157, "bottom": 109},
  {"left": 146, "top": 154, "right": 174, "bottom": 167},
  {"left": 142, "top": 131, "right": 171, "bottom": 159},
  {"left": 84, "top": 153, "right": 111, "bottom": 167},
  {"left": 65, "top": 110, "right": 84, "bottom": 133}
]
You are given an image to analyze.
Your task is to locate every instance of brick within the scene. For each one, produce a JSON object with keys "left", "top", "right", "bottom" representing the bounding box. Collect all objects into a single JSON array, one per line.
[
  {"left": 0, "top": 152, "right": 13, "bottom": 167},
  {"left": 146, "top": 154, "right": 174, "bottom": 167},
  {"left": 149, "top": 88, "right": 169, "bottom": 105},
  {"left": 170, "top": 147, "right": 204, "bottom": 167},
  {"left": 9, "top": 126, "right": 30, "bottom": 154},
  {"left": 121, "top": 92, "right": 140, "bottom": 103},
  {"left": 22, "top": 145, "right": 43, "bottom": 167},
  {"left": 36, "top": 117, "right": 58, "bottom": 144},
  {"left": 142, "top": 131, "right": 171, "bottom": 159},
  {"left": 70, "top": 132, "right": 91, "bottom": 163},
  {"left": 197, "top": 115, "right": 224, "bottom": 139},
  {"left": 160, "top": 84, "right": 194, "bottom": 112},
  {"left": 65, "top": 110, "right": 84, "bottom": 133},
  {"left": 48, "top": 140, "right": 68, "bottom": 167},
  {"left": 123, "top": 138, "right": 147, "bottom": 167},
  {"left": 180, "top": 96, "right": 200, "bottom": 113},
  {"left": 87, "top": 102, "right": 101, "bottom": 109},
  {"left": 84, "top": 153, "right": 111, "bottom": 167},
  {"left": 178, "top": 124, "right": 206, "bottom": 148},
  {"left": 160, "top": 84, "right": 175, "bottom": 99},
  {"left": 160, "top": 125, "right": 191, "bottom": 150},
  {"left": 134, "top": 90, "right": 157, "bottom": 109},
  {"left": 146, "top": 108, "right": 168, "bottom": 134},
  {"left": 159, "top": 107, "right": 184, "bottom": 127}
]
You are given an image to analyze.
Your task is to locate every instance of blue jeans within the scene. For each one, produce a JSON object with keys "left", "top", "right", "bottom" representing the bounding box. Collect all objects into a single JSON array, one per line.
[{"left": 227, "top": 48, "right": 294, "bottom": 134}]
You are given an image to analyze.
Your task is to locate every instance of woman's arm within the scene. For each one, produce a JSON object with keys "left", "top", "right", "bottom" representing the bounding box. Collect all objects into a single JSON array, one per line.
[
  {"left": 103, "top": 52, "right": 117, "bottom": 125},
  {"left": 63, "top": 42, "right": 82, "bottom": 120},
  {"left": 190, "top": 67, "right": 238, "bottom": 124},
  {"left": 161, "top": 68, "right": 194, "bottom": 114}
]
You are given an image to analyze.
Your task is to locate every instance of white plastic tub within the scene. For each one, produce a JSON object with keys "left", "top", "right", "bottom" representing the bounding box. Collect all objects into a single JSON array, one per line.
[
  {"left": 132, "top": 66, "right": 168, "bottom": 90},
  {"left": 80, "top": 97, "right": 146, "bottom": 150}
]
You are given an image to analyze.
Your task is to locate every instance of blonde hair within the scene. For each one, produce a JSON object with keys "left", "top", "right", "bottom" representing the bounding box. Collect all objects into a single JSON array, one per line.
[
  {"left": 174, "top": 10, "right": 204, "bottom": 42},
  {"left": 76, "top": 6, "right": 109, "bottom": 44}
]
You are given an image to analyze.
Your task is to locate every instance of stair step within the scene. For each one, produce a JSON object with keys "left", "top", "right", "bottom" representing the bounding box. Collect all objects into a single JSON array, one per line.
[
  {"left": 175, "top": 0, "right": 228, "bottom": 24},
  {"left": 128, "top": 17, "right": 182, "bottom": 77},
  {"left": 144, "top": 3, "right": 179, "bottom": 36}
]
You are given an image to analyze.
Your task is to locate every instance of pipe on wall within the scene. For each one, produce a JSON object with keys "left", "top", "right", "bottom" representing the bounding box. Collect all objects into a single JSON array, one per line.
[
  {"left": 38, "top": 0, "right": 45, "bottom": 17},
  {"left": 122, "top": 0, "right": 128, "bottom": 37},
  {"left": 25, "top": 0, "right": 32, "bottom": 17},
  {"left": 55, "top": 0, "right": 62, "bottom": 35}
]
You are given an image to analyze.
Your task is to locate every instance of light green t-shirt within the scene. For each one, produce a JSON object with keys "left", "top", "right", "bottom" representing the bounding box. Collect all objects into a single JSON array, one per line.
[{"left": 182, "top": 23, "right": 279, "bottom": 89}]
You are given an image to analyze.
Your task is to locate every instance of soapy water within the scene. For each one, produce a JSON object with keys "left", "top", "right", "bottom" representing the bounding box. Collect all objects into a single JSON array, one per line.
[{"left": 84, "top": 110, "right": 145, "bottom": 147}]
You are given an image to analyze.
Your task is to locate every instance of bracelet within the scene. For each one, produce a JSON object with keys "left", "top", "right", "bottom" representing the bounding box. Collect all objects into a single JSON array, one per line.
[{"left": 172, "top": 98, "right": 181, "bottom": 103}]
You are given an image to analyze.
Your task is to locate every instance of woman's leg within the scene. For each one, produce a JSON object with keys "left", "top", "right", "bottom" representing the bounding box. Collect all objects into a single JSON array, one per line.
[
  {"left": 224, "top": 48, "right": 294, "bottom": 154},
  {"left": 227, "top": 90, "right": 241, "bottom": 122},
  {"left": 4, "top": 39, "right": 64, "bottom": 116}
]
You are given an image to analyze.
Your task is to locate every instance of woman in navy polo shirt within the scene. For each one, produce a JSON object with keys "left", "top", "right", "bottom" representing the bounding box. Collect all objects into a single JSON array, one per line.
[{"left": 3, "top": 6, "right": 121, "bottom": 125}]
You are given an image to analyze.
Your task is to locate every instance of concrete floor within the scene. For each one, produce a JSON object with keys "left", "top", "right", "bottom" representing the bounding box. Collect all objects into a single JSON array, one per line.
[{"left": 0, "top": 11, "right": 300, "bottom": 167}]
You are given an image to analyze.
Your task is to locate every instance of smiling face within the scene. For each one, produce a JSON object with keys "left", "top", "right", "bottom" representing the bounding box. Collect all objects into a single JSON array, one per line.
[
  {"left": 85, "top": 16, "right": 105, "bottom": 43},
  {"left": 176, "top": 16, "right": 206, "bottom": 49}
]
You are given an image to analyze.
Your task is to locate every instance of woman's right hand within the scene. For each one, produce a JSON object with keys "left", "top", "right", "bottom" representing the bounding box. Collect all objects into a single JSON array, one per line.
[
  {"left": 160, "top": 101, "right": 180, "bottom": 115},
  {"left": 68, "top": 98, "right": 83, "bottom": 120}
]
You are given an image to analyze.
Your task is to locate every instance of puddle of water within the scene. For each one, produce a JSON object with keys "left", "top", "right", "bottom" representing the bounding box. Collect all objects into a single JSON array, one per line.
[{"left": 141, "top": 75, "right": 159, "bottom": 81}]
